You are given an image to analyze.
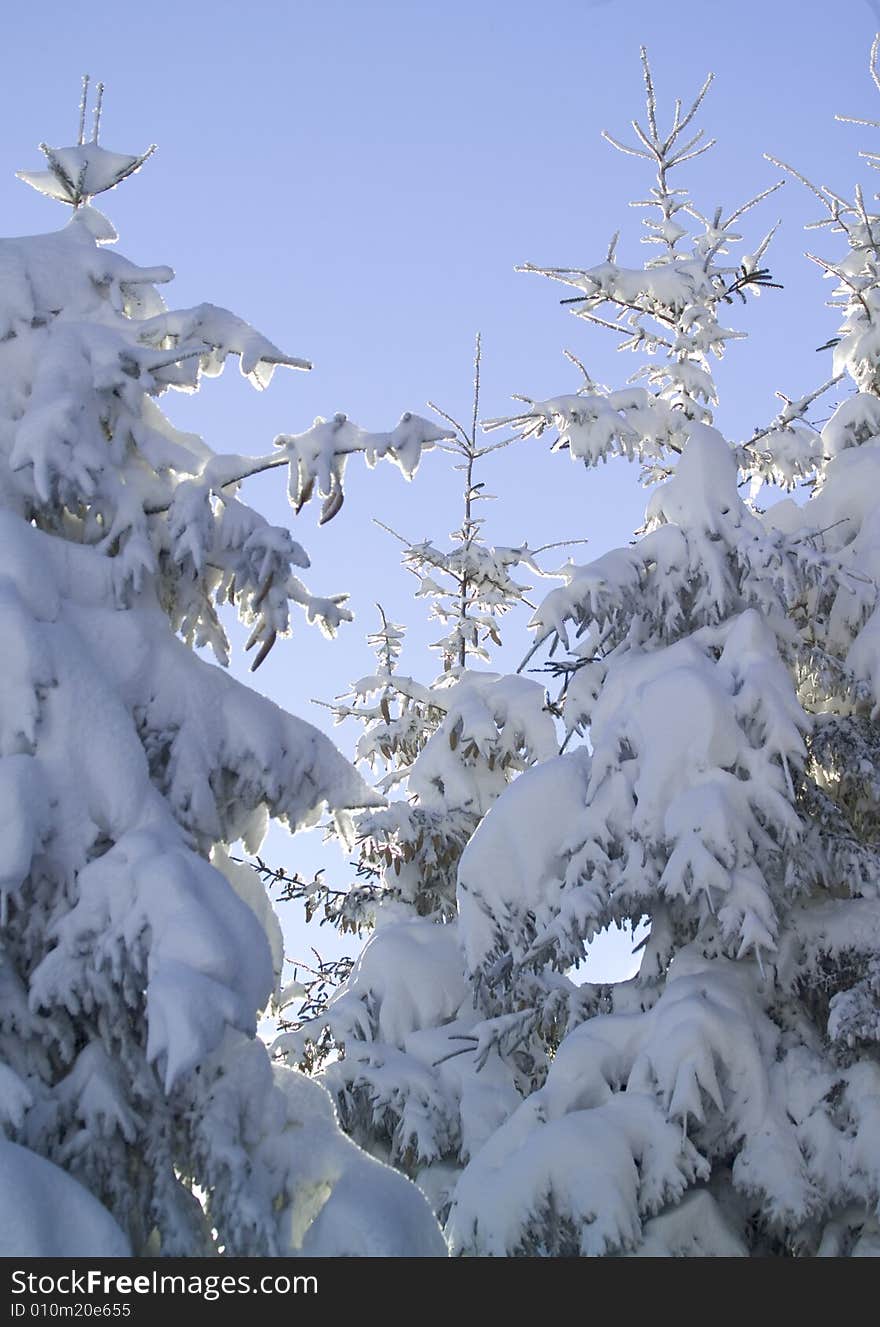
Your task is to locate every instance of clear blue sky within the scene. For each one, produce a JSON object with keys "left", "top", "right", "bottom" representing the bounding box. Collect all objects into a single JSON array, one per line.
[{"left": 3, "top": 0, "right": 879, "bottom": 980}]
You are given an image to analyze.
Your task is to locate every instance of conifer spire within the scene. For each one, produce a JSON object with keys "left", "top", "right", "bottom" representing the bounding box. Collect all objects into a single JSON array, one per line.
[{"left": 16, "top": 77, "right": 157, "bottom": 208}]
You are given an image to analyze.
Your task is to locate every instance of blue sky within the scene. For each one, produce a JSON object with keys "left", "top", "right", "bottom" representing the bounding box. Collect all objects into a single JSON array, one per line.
[{"left": 3, "top": 0, "right": 880, "bottom": 980}]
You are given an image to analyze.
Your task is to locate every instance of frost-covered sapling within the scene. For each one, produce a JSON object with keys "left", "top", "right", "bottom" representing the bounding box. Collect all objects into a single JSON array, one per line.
[{"left": 274, "top": 341, "right": 569, "bottom": 1219}]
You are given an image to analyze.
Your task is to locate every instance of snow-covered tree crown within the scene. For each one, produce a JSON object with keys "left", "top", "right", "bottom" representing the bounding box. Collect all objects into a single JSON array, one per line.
[
  {"left": 458, "top": 53, "right": 823, "bottom": 1001},
  {"left": 324, "top": 341, "right": 561, "bottom": 841},
  {"left": 17, "top": 76, "right": 157, "bottom": 211},
  {"left": 5, "top": 79, "right": 449, "bottom": 674},
  {"left": 270, "top": 340, "right": 562, "bottom": 950},
  {"left": 485, "top": 48, "right": 782, "bottom": 483}
]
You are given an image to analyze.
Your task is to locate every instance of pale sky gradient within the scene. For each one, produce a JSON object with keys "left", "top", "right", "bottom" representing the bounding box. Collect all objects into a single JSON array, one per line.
[{"left": 2, "top": 0, "right": 878, "bottom": 982}]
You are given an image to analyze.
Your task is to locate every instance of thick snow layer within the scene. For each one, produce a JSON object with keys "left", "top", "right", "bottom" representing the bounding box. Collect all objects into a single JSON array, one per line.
[
  {"left": 407, "top": 671, "right": 557, "bottom": 816},
  {"left": 457, "top": 748, "right": 591, "bottom": 975},
  {"left": 212, "top": 846, "right": 285, "bottom": 992},
  {"left": 329, "top": 918, "right": 468, "bottom": 1048},
  {"left": 632, "top": 1189, "right": 747, "bottom": 1257},
  {"left": 448, "top": 1091, "right": 706, "bottom": 1257},
  {"left": 268, "top": 1062, "right": 438, "bottom": 1256},
  {"left": 0, "top": 512, "right": 377, "bottom": 844},
  {"left": 17, "top": 144, "right": 155, "bottom": 206},
  {"left": 447, "top": 953, "right": 798, "bottom": 1255},
  {"left": 0, "top": 505, "right": 376, "bottom": 1091},
  {"left": 0, "top": 754, "right": 48, "bottom": 906},
  {"left": 285, "top": 913, "right": 526, "bottom": 1176},
  {"left": 193, "top": 1034, "right": 446, "bottom": 1257},
  {"left": 465, "top": 613, "right": 805, "bottom": 980},
  {"left": 0, "top": 1141, "right": 130, "bottom": 1256},
  {"left": 34, "top": 828, "right": 274, "bottom": 1090}
]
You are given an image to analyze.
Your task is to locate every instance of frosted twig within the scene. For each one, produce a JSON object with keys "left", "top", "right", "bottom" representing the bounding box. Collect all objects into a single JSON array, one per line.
[
  {"left": 852, "top": 183, "right": 880, "bottom": 248},
  {"left": 673, "top": 70, "right": 714, "bottom": 138},
  {"left": 568, "top": 288, "right": 682, "bottom": 331},
  {"left": 741, "top": 380, "right": 832, "bottom": 450},
  {"left": 516, "top": 263, "right": 586, "bottom": 276},
  {"left": 806, "top": 252, "right": 872, "bottom": 319},
  {"left": 530, "top": 538, "right": 590, "bottom": 555},
  {"left": 471, "top": 332, "right": 482, "bottom": 446},
  {"left": 631, "top": 118, "right": 659, "bottom": 157},
  {"left": 78, "top": 74, "right": 89, "bottom": 146},
  {"left": 601, "top": 129, "right": 651, "bottom": 160},
  {"left": 824, "top": 183, "right": 856, "bottom": 215},
  {"left": 791, "top": 517, "right": 853, "bottom": 544},
  {"left": 92, "top": 82, "right": 104, "bottom": 144},
  {"left": 432, "top": 1039, "right": 476, "bottom": 1068},
  {"left": 374, "top": 603, "right": 397, "bottom": 675},
  {"left": 723, "top": 180, "right": 785, "bottom": 228},
  {"left": 563, "top": 347, "right": 597, "bottom": 388},
  {"left": 372, "top": 517, "right": 414, "bottom": 547},
  {"left": 836, "top": 113, "right": 880, "bottom": 128},
  {"left": 473, "top": 433, "right": 521, "bottom": 457},
  {"left": 752, "top": 221, "right": 781, "bottom": 265},
  {"left": 426, "top": 400, "right": 469, "bottom": 448},
  {"left": 640, "top": 45, "right": 659, "bottom": 143},
  {"left": 764, "top": 154, "right": 835, "bottom": 213},
  {"left": 668, "top": 137, "right": 716, "bottom": 170}
]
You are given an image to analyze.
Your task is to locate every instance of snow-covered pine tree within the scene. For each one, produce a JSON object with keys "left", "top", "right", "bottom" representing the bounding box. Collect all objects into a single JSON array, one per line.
[
  {"left": 0, "top": 78, "right": 449, "bottom": 1256},
  {"left": 274, "top": 341, "right": 565, "bottom": 1220},
  {"left": 445, "top": 48, "right": 880, "bottom": 1257}
]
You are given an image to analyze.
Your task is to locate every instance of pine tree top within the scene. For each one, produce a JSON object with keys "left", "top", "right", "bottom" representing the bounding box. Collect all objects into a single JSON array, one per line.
[{"left": 17, "top": 76, "right": 156, "bottom": 211}]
